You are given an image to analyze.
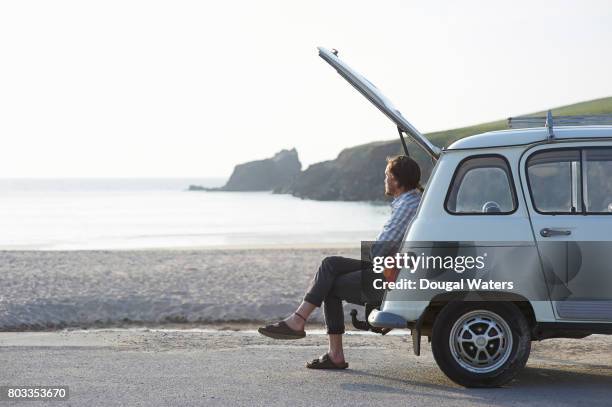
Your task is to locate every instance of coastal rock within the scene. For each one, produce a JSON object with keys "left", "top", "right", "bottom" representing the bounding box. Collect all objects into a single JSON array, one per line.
[
  {"left": 191, "top": 148, "right": 302, "bottom": 192},
  {"left": 279, "top": 140, "right": 433, "bottom": 201}
]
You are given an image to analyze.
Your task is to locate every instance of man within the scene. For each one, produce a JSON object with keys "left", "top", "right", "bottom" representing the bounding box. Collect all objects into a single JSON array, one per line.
[{"left": 258, "top": 155, "right": 422, "bottom": 369}]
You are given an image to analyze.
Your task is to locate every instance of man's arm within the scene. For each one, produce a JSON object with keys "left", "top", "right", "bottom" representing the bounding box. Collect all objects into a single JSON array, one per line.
[{"left": 370, "top": 203, "right": 418, "bottom": 260}]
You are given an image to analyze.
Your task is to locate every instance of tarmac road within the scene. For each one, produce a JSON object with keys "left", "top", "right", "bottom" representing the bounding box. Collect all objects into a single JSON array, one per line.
[{"left": 1, "top": 326, "right": 612, "bottom": 406}]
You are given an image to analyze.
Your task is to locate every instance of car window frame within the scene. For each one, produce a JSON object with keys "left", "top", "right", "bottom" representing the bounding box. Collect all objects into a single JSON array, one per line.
[
  {"left": 525, "top": 146, "right": 612, "bottom": 216},
  {"left": 444, "top": 153, "right": 519, "bottom": 216}
]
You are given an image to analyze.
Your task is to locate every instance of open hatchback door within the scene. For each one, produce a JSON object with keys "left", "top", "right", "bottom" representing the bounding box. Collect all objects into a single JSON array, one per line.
[{"left": 318, "top": 47, "right": 441, "bottom": 161}]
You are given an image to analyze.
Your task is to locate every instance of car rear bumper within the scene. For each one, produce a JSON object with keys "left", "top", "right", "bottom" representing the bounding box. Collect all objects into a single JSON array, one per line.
[{"left": 368, "top": 309, "right": 408, "bottom": 329}]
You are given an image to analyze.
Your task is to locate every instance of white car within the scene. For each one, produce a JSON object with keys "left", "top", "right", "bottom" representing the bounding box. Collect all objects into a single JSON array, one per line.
[{"left": 319, "top": 47, "right": 612, "bottom": 387}]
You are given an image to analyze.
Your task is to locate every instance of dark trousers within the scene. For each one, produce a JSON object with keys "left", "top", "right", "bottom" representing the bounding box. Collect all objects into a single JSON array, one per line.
[{"left": 303, "top": 256, "right": 377, "bottom": 334}]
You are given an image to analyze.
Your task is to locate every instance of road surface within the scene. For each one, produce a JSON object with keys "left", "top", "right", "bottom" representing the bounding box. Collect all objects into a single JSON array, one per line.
[{"left": 1, "top": 326, "right": 612, "bottom": 406}]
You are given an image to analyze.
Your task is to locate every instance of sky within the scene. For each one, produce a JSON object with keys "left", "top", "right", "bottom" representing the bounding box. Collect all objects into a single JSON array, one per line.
[{"left": 1, "top": 0, "right": 611, "bottom": 178}]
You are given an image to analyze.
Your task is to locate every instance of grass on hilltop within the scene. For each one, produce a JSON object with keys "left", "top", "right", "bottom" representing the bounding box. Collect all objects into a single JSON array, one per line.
[{"left": 424, "top": 96, "right": 612, "bottom": 148}]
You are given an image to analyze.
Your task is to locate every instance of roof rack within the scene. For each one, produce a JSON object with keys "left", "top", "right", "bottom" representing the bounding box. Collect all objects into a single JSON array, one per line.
[{"left": 508, "top": 112, "right": 612, "bottom": 129}]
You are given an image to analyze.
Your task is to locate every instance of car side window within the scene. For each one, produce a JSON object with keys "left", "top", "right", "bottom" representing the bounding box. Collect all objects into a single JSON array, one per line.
[
  {"left": 527, "top": 149, "right": 582, "bottom": 214},
  {"left": 445, "top": 155, "right": 517, "bottom": 214},
  {"left": 526, "top": 148, "right": 612, "bottom": 215},
  {"left": 583, "top": 149, "right": 612, "bottom": 213}
]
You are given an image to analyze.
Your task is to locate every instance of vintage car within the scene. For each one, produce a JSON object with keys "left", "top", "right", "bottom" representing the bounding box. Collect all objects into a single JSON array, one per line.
[{"left": 319, "top": 47, "right": 612, "bottom": 387}]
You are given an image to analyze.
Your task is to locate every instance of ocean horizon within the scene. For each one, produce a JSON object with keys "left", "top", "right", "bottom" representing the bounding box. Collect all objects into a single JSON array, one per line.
[{"left": 0, "top": 178, "right": 390, "bottom": 250}]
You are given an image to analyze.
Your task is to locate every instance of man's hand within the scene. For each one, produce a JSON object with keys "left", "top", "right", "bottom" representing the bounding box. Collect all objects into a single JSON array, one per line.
[{"left": 383, "top": 267, "right": 399, "bottom": 283}]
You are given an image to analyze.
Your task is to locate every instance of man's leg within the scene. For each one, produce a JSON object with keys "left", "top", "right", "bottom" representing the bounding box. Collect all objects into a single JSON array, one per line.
[
  {"left": 283, "top": 256, "right": 364, "bottom": 331},
  {"left": 320, "top": 270, "right": 363, "bottom": 365}
]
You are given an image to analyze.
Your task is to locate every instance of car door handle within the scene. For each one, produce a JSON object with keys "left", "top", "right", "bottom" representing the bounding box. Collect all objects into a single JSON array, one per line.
[{"left": 540, "top": 228, "right": 571, "bottom": 238}]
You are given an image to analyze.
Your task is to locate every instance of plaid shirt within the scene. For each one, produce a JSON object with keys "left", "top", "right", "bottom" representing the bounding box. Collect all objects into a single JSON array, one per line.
[{"left": 370, "top": 189, "right": 421, "bottom": 259}]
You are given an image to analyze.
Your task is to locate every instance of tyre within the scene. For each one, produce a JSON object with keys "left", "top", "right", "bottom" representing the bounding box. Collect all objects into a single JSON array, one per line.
[{"left": 431, "top": 301, "right": 531, "bottom": 387}]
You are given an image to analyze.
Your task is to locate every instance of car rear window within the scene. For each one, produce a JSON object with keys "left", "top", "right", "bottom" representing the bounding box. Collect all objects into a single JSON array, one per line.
[{"left": 445, "top": 155, "right": 517, "bottom": 215}]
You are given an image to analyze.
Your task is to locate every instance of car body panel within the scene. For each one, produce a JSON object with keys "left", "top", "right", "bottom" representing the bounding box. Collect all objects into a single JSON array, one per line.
[
  {"left": 519, "top": 140, "right": 612, "bottom": 322},
  {"left": 379, "top": 138, "right": 612, "bottom": 328}
]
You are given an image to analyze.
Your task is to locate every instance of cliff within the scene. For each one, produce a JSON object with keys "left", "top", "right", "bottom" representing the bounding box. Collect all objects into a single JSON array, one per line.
[
  {"left": 190, "top": 148, "right": 301, "bottom": 192},
  {"left": 276, "top": 140, "right": 434, "bottom": 201}
]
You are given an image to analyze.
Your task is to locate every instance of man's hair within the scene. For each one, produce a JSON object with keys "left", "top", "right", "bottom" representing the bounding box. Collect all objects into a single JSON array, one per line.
[{"left": 386, "top": 155, "right": 423, "bottom": 192}]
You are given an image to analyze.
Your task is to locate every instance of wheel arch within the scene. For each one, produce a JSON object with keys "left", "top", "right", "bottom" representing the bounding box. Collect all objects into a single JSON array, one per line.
[{"left": 418, "top": 292, "right": 536, "bottom": 337}]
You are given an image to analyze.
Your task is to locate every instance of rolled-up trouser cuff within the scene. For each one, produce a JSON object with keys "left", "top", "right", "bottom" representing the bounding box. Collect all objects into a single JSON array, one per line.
[
  {"left": 303, "top": 293, "right": 322, "bottom": 307},
  {"left": 326, "top": 327, "right": 345, "bottom": 335}
]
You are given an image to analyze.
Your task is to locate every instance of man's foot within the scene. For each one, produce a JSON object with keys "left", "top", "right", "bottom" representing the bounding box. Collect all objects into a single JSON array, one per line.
[
  {"left": 282, "top": 311, "right": 306, "bottom": 332},
  {"left": 326, "top": 351, "right": 346, "bottom": 365},
  {"left": 257, "top": 312, "right": 307, "bottom": 340},
  {"left": 306, "top": 353, "right": 348, "bottom": 369}
]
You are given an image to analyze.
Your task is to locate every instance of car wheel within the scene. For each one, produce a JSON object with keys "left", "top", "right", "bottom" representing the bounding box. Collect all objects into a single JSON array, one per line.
[{"left": 431, "top": 301, "right": 531, "bottom": 387}]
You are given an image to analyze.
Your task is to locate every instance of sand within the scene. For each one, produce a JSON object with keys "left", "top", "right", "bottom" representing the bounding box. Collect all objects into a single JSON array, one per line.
[{"left": 0, "top": 248, "right": 363, "bottom": 330}]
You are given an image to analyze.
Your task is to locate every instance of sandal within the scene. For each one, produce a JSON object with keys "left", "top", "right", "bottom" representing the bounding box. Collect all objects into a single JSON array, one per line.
[
  {"left": 306, "top": 353, "right": 349, "bottom": 370},
  {"left": 257, "top": 312, "right": 306, "bottom": 340}
]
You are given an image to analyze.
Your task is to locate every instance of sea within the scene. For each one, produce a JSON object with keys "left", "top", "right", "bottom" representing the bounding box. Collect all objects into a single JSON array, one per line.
[{"left": 0, "top": 178, "right": 391, "bottom": 250}]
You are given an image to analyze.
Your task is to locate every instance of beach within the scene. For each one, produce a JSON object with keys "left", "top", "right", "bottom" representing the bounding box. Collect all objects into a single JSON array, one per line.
[{"left": 0, "top": 248, "right": 363, "bottom": 330}]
